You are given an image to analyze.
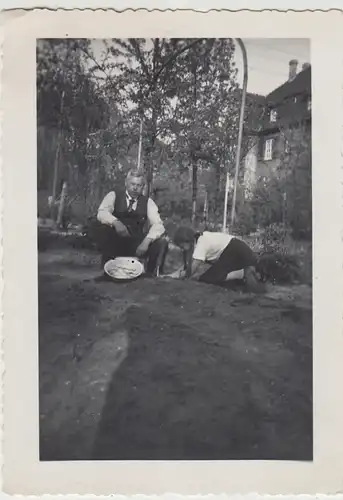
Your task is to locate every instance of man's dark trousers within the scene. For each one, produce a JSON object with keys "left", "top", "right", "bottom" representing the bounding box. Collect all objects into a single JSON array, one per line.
[{"left": 98, "top": 224, "right": 168, "bottom": 274}]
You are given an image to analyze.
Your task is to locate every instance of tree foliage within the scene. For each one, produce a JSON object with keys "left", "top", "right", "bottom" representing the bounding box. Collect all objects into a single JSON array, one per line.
[{"left": 37, "top": 37, "right": 309, "bottom": 240}]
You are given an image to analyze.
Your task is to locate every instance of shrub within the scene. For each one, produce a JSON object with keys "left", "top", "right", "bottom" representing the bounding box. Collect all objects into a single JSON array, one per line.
[
  {"left": 261, "top": 223, "right": 292, "bottom": 253},
  {"left": 256, "top": 251, "right": 301, "bottom": 284},
  {"left": 234, "top": 202, "right": 258, "bottom": 236}
]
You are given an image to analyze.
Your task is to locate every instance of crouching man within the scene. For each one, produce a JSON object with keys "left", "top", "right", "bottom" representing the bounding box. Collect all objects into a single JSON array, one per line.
[
  {"left": 97, "top": 169, "right": 168, "bottom": 276},
  {"left": 167, "top": 226, "right": 264, "bottom": 293}
]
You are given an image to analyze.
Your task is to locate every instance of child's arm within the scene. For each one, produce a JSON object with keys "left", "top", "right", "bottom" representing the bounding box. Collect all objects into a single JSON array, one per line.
[
  {"left": 165, "top": 266, "right": 186, "bottom": 279},
  {"left": 167, "top": 259, "right": 206, "bottom": 280},
  {"left": 188, "top": 260, "right": 209, "bottom": 279}
]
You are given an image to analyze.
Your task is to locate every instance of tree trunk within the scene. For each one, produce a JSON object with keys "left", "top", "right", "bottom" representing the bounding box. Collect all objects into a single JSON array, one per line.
[
  {"left": 203, "top": 189, "right": 208, "bottom": 226},
  {"left": 190, "top": 59, "right": 198, "bottom": 227},
  {"left": 145, "top": 88, "right": 158, "bottom": 197},
  {"left": 144, "top": 137, "right": 155, "bottom": 198},
  {"left": 51, "top": 90, "right": 65, "bottom": 215},
  {"left": 51, "top": 130, "right": 63, "bottom": 218}
]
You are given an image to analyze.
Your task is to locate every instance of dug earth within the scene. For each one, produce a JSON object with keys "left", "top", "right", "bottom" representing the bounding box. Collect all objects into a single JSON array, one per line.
[{"left": 39, "top": 246, "right": 312, "bottom": 461}]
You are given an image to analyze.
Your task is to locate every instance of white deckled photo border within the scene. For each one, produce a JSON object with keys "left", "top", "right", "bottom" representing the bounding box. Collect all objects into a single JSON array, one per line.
[{"left": 1, "top": 8, "right": 343, "bottom": 496}]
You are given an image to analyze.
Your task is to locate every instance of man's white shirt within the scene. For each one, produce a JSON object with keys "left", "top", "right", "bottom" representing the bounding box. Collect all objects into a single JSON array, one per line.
[{"left": 97, "top": 190, "right": 165, "bottom": 240}]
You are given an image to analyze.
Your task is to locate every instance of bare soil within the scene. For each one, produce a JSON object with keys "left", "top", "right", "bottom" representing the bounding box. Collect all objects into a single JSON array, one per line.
[{"left": 39, "top": 247, "right": 312, "bottom": 461}]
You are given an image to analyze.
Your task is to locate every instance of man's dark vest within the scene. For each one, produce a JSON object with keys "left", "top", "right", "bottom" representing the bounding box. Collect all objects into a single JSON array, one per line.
[{"left": 113, "top": 189, "right": 148, "bottom": 238}]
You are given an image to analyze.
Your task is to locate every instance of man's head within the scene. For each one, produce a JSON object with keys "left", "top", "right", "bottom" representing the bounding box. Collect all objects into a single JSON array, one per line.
[{"left": 125, "top": 170, "right": 146, "bottom": 199}]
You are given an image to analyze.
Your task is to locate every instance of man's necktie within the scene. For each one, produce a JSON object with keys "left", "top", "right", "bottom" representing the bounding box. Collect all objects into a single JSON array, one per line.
[{"left": 127, "top": 197, "right": 135, "bottom": 212}]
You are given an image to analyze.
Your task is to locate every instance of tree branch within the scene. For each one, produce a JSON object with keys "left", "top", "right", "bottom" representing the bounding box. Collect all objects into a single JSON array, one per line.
[
  {"left": 152, "top": 38, "right": 160, "bottom": 76},
  {"left": 152, "top": 39, "right": 204, "bottom": 88},
  {"left": 128, "top": 39, "right": 151, "bottom": 80},
  {"left": 79, "top": 46, "right": 111, "bottom": 80}
]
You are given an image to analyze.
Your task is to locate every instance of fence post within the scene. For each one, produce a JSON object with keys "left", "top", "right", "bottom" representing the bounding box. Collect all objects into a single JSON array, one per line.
[{"left": 57, "top": 182, "right": 68, "bottom": 228}]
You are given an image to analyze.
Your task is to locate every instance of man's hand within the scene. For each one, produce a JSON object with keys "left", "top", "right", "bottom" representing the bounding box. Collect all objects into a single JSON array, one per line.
[
  {"left": 136, "top": 238, "right": 151, "bottom": 257},
  {"left": 113, "top": 220, "right": 130, "bottom": 237},
  {"left": 172, "top": 269, "right": 186, "bottom": 279}
]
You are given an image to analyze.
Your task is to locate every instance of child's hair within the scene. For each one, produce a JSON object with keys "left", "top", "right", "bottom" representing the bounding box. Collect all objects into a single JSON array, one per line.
[
  {"left": 173, "top": 226, "right": 201, "bottom": 278},
  {"left": 173, "top": 226, "right": 196, "bottom": 246}
]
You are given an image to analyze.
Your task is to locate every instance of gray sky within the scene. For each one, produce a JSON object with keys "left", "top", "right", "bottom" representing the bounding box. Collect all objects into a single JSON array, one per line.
[
  {"left": 91, "top": 38, "right": 310, "bottom": 96},
  {"left": 235, "top": 38, "right": 310, "bottom": 95}
]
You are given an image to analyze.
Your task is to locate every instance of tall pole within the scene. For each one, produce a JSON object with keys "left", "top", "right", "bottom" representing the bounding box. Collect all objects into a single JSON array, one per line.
[
  {"left": 137, "top": 118, "right": 143, "bottom": 171},
  {"left": 229, "top": 38, "right": 248, "bottom": 229},
  {"left": 222, "top": 165, "right": 230, "bottom": 232}
]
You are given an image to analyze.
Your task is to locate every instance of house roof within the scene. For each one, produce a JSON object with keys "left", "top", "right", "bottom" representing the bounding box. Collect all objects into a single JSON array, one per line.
[
  {"left": 266, "top": 66, "right": 311, "bottom": 105},
  {"left": 233, "top": 89, "right": 265, "bottom": 105},
  {"left": 247, "top": 92, "right": 265, "bottom": 104}
]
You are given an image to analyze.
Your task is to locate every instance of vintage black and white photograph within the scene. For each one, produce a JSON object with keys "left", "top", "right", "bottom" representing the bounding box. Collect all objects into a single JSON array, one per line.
[{"left": 37, "top": 37, "right": 312, "bottom": 461}]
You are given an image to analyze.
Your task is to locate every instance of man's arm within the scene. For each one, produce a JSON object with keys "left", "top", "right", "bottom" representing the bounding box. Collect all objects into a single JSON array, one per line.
[
  {"left": 145, "top": 198, "right": 165, "bottom": 241},
  {"left": 97, "top": 192, "right": 117, "bottom": 226},
  {"left": 135, "top": 197, "right": 166, "bottom": 256},
  {"left": 98, "top": 191, "right": 130, "bottom": 238}
]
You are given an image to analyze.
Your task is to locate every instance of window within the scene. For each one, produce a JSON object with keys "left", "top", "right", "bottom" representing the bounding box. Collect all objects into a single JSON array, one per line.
[
  {"left": 307, "top": 97, "right": 311, "bottom": 110},
  {"left": 264, "top": 139, "right": 274, "bottom": 161},
  {"left": 270, "top": 109, "right": 278, "bottom": 122}
]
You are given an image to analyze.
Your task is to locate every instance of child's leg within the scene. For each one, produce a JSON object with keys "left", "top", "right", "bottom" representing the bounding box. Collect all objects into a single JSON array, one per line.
[
  {"left": 199, "top": 238, "right": 256, "bottom": 285},
  {"left": 145, "top": 237, "right": 169, "bottom": 275},
  {"left": 225, "top": 269, "right": 244, "bottom": 281}
]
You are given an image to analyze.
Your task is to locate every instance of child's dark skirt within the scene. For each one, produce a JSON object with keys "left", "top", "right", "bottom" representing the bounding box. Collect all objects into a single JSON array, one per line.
[{"left": 198, "top": 237, "right": 256, "bottom": 285}]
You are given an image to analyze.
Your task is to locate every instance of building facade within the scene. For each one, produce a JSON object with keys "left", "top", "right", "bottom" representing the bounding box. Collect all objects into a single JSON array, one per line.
[{"left": 244, "top": 59, "right": 311, "bottom": 192}]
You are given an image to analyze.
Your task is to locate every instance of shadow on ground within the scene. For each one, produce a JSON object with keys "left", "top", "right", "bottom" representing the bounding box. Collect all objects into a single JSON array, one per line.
[{"left": 39, "top": 248, "right": 312, "bottom": 461}]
